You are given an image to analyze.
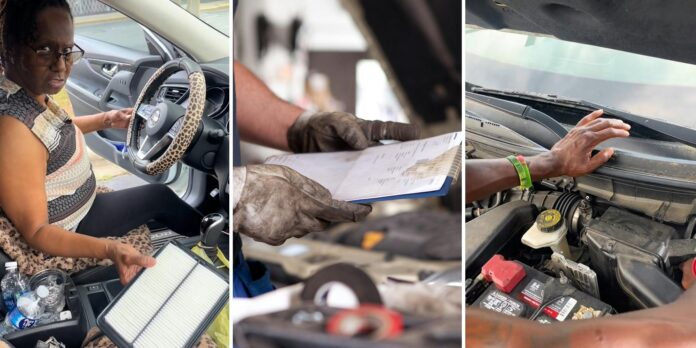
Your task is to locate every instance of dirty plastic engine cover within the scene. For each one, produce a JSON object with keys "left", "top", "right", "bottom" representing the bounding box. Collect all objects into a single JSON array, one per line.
[{"left": 583, "top": 207, "right": 682, "bottom": 310}]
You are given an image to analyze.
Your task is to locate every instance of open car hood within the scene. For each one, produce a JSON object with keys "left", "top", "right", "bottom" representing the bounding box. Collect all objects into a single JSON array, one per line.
[
  {"left": 341, "top": 0, "right": 461, "bottom": 125},
  {"left": 467, "top": 0, "right": 696, "bottom": 66}
]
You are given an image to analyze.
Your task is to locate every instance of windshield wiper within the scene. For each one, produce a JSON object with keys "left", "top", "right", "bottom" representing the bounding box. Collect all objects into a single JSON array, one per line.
[{"left": 471, "top": 87, "right": 696, "bottom": 148}]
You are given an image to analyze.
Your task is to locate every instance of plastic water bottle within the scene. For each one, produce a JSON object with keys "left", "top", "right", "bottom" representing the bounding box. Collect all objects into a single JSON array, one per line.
[
  {"left": 4, "top": 285, "right": 49, "bottom": 331},
  {"left": 1, "top": 262, "right": 29, "bottom": 312}
]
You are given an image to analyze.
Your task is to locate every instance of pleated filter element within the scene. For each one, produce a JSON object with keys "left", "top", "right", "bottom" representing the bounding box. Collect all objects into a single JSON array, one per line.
[{"left": 97, "top": 243, "right": 229, "bottom": 348}]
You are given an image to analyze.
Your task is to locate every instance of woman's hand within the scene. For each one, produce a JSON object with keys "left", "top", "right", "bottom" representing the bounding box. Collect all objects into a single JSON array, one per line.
[
  {"left": 105, "top": 240, "right": 156, "bottom": 285},
  {"left": 103, "top": 108, "right": 133, "bottom": 129}
]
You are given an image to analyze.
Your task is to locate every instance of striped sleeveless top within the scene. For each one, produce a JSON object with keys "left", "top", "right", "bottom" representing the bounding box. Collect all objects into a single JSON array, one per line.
[{"left": 0, "top": 77, "right": 96, "bottom": 231}]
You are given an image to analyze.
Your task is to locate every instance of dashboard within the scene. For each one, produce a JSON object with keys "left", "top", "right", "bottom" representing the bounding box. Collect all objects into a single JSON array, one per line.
[{"left": 154, "top": 67, "right": 229, "bottom": 129}]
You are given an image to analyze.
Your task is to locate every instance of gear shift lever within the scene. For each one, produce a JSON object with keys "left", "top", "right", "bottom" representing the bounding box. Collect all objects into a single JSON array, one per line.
[{"left": 200, "top": 213, "right": 225, "bottom": 261}]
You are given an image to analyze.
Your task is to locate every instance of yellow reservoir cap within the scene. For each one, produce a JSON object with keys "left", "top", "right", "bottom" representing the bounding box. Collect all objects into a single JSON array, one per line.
[{"left": 537, "top": 209, "right": 563, "bottom": 233}]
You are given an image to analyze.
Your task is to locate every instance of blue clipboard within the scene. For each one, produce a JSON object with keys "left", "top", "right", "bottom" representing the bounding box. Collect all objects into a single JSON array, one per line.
[{"left": 351, "top": 176, "right": 455, "bottom": 204}]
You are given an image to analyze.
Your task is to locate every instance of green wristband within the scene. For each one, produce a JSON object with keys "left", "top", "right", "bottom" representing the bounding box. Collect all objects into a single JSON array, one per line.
[{"left": 506, "top": 155, "right": 533, "bottom": 189}]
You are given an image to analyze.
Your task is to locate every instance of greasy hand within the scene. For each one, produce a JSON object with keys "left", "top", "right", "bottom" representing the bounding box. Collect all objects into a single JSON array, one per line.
[
  {"left": 287, "top": 111, "right": 420, "bottom": 153},
  {"left": 106, "top": 241, "right": 156, "bottom": 285},
  {"left": 532, "top": 109, "right": 630, "bottom": 178},
  {"left": 233, "top": 164, "right": 372, "bottom": 245},
  {"left": 104, "top": 108, "right": 133, "bottom": 129}
]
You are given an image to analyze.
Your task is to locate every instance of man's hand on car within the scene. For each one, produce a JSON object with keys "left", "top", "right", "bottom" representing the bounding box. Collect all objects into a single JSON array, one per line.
[
  {"left": 233, "top": 164, "right": 372, "bottom": 245},
  {"left": 466, "top": 109, "right": 631, "bottom": 203},
  {"left": 287, "top": 111, "right": 421, "bottom": 153},
  {"left": 529, "top": 109, "right": 631, "bottom": 179}
]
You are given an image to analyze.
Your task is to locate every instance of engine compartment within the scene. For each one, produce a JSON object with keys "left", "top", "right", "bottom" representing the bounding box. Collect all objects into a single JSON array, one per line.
[{"left": 465, "top": 187, "right": 696, "bottom": 322}]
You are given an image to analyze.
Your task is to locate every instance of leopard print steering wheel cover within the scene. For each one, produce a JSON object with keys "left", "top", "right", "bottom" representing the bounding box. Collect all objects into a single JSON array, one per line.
[{"left": 126, "top": 58, "right": 206, "bottom": 175}]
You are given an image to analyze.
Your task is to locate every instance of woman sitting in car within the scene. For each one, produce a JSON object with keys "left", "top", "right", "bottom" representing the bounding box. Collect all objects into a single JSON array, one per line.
[{"left": 0, "top": 0, "right": 202, "bottom": 284}]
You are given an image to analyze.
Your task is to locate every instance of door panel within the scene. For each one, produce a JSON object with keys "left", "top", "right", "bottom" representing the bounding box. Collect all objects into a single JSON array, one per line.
[{"left": 67, "top": 34, "right": 174, "bottom": 183}]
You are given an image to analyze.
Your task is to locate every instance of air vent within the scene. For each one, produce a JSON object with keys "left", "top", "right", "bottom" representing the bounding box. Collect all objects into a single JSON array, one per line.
[{"left": 159, "top": 86, "right": 188, "bottom": 103}]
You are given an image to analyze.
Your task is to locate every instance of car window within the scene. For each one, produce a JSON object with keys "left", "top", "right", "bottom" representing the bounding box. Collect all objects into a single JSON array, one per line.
[
  {"left": 169, "top": 0, "right": 230, "bottom": 36},
  {"left": 69, "top": 0, "right": 149, "bottom": 53}
]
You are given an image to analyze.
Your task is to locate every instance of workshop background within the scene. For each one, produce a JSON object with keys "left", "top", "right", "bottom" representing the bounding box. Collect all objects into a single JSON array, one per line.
[
  {"left": 234, "top": 0, "right": 409, "bottom": 163},
  {"left": 233, "top": 0, "right": 462, "bottom": 345},
  {"left": 233, "top": 0, "right": 462, "bottom": 299}
]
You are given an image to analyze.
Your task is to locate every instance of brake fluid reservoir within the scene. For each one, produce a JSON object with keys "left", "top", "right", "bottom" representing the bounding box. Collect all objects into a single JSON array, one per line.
[{"left": 521, "top": 209, "right": 572, "bottom": 258}]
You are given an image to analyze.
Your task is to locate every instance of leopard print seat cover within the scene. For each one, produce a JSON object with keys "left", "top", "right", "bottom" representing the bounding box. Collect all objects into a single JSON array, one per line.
[{"left": 0, "top": 186, "right": 152, "bottom": 276}]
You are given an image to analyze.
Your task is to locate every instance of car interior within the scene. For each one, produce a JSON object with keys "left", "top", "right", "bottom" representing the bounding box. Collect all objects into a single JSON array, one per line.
[{"left": 0, "top": 1, "right": 230, "bottom": 346}]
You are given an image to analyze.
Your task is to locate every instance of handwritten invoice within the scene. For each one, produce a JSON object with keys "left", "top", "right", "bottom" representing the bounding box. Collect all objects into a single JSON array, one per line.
[{"left": 266, "top": 132, "right": 462, "bottom": 202}]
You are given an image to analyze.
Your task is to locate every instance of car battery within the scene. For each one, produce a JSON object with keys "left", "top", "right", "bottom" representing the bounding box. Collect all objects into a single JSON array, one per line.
[{"left": 472, "top": 255, "right": 613, "bottom": 323}]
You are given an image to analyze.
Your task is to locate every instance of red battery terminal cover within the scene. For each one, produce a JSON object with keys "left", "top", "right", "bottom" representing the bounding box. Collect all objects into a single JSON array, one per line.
[
  {"left": 680, "top": 257, "right": 696, "bottom": 290},
  {"left": 481, "top": 254, "right": 527, "bottom": 293}
]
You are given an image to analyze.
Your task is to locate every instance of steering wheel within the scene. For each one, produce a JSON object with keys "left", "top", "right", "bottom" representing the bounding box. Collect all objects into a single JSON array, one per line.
[{"left": 126, "top": 58, "right": 206, "bottom": 175}]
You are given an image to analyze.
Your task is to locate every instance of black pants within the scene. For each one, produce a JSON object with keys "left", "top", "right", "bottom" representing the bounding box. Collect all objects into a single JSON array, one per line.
[{"left": 76, "top": 184, "right": 202, "bottom": 237}]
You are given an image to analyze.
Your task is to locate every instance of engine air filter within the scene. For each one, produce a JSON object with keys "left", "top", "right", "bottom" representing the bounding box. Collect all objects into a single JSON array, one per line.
[{"left": 97, "top": 242, "right": 228, "bottom": 348}]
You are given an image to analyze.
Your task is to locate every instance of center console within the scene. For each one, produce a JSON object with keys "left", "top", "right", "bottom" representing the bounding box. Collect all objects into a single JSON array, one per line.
[
  {"left": 5, "top": 278, "right": 87, "bottom": 348},
  {"left": 3, "top": 232, "right": 211, "bottom": 347}
]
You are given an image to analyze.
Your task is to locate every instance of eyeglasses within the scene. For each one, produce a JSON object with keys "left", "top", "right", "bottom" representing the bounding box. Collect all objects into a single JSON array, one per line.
[{"left": 26, "top": 43, "right": 85, "bottom": 66}]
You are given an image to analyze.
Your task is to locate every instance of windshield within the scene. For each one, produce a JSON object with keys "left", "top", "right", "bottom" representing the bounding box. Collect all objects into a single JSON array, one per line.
[
  {"left": 169, "top": 0, "right": 229, "bottom": 35},
  {"left": 466, "top": 28, "right": 696, "bottom": 130},
  {"left": 74, "top": 1, "right": 228, "bottom": 59}
]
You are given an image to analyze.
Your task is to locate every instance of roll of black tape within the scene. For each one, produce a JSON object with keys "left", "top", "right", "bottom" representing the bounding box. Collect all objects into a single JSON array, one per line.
[{"left": 300, "top": 263, "right": 383, "bottom": 305}]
